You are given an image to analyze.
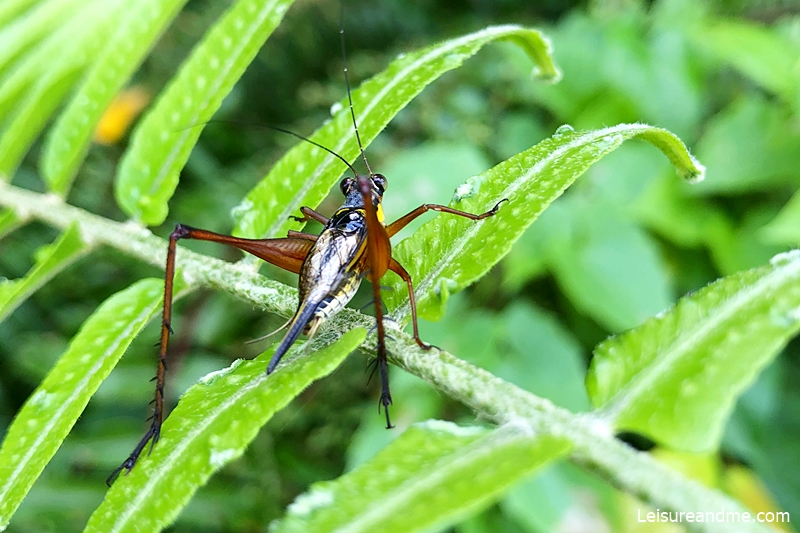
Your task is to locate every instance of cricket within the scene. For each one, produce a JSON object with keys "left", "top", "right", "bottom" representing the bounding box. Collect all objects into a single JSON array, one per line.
[{"left": 108, "top": 1, "right": 505, "bottom": 484}]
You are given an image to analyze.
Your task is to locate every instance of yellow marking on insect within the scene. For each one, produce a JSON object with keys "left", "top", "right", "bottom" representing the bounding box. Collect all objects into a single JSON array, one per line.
[{"left": 346, "top": 232, "right": 369, "bottom": 272}]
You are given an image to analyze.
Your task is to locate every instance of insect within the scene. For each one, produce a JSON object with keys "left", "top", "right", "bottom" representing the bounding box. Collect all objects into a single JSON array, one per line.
[{"left": 108, "top": 5, "right": 505, "bottom": 485}]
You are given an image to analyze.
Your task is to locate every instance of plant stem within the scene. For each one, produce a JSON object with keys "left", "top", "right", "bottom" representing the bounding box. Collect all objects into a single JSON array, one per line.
[{"left": 0, "top": 181, "right": 769, "bottom": 533}]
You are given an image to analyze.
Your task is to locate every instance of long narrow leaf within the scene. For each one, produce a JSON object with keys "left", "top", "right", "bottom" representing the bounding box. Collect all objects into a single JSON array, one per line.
[
  {"left": 692, "top": 21, "right": 800, "bottom": 103},
  {"left": 0, "top": 0, "right": 118, "bottom": 126},
  {"left": 762, "top": 188, "right": 800, "bottom": 245},
  {"left": 274, "top": 421, "right": 570, "bottom": 533},
  {"left": 0, "top": 0, "right": 41, "bottom": 29},
  {"left": 0, "top": 209, "right": 21, "bottom": 239},
  {"left": 0, "top": 223, "right": 91, "bottom": 323},
  {"left": 0, "top": 0, "right": 124, "bottom": 175},
  {"left": 0, "top": 0, "right": 86, "bottom": 75},
  {"left": 115, "top": 0, "right": 297, "bottom": 226},
  {"left": 40, "top": 0, "right": 190, "bottom": 195},
  {"left": 86, "top": 328, "right": 366, "bottom": 533},
  {"left": 0, "top": 67, "right": 81, "bottom": 176},
  {"left": 587, "top": 250, "right": 800, "bottom": 451},
  {"left": 233, "top": 25, "right": 559, "bottom": 240},
  {"left": 0, "top": 279, "right": 163, "bottom": 529},
  {"left": 386, "top": 124, "right": 704, "bottom": 320}
]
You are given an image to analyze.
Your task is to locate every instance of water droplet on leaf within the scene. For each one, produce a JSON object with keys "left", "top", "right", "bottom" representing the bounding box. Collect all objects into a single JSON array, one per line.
[{"left": 554, "top": 124, "right": 574, "bottom": 136}]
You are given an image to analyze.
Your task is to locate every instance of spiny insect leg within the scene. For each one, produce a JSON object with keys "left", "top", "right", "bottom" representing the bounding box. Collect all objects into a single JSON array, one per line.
[{"left": 386, "top": 199, "right": 508, "bottom": 238}]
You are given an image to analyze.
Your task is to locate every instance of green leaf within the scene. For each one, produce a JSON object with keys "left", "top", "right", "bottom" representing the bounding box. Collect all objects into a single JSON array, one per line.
[
  {"left": 86, "top": 328, "right": 366, "bottom": 533},
  {"left": 114, "top": 0, "right": 296, "bottom": 226},
  {"left": 0, "top": 279, "right": 163, "bottom": 529},
  {"left": 761, "top": 189, "right": 800, "bottom": 245},
  {"left": 380, "top": 142, "right": 492, "bottom": 241},
  {"left": 233, "top": 25, "right": 559, "bottom": 240},
  {"left": 692, "top": 20, "right": 800, "bottom": 103},
  {"left": 497, "top": 303, "right": 590, "bottom": 412},
  {"left": 0, "top": 0, "right": 87, "bottom": 75},
  {"left": 0, "top": 66, "right": 82, "bottom": 177},
  {"left": 547, "top": 198, "right": 673, "bottom": 331},
  {"left": 273, "top": 421, "right": 570, "bottom": 533},
  {"left": 0, "top": 209, "right": 21, "bottom": 239},
  {"left": 691, "top": 96, "right": 800, "bottom": 194},
  {"left": 586, "top": 250, "right": 800, "bottom": 451},
  {"left": 0, "top": 0, "right": 124, "bottom": 176},
  {"left": 386, "top": 124, "right": 704, "bottom": 321},
  {"left": 0, "top": 0, "right": 40, "bottom": 29},
  {"left": 40, "top": 0, "right": 190, "bottom": 195},
  {"left": 0, "top": 223, "right": 91, "bottom": 323},
  {"left": 0, "top": 0, "right": 117, "bottom": 125}
]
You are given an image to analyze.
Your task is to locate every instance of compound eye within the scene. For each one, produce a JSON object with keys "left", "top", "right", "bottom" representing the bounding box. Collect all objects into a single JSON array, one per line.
[
  {"left": 372, "top": 174, "right": 387, "bottom": 194},
  {"left": 339, "top": 177, "right": 354, "bottom": 195}
]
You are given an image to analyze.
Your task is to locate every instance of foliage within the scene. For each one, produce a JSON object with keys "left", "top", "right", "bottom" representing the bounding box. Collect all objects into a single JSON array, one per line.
[{"left": 0, "top": 0, "right": 798, "bottom": 532}]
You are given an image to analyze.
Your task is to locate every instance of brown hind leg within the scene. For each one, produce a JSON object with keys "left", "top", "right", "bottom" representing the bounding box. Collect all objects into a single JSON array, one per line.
[{"left": 107, "top": 225, "right": 315, "bottom": 484}]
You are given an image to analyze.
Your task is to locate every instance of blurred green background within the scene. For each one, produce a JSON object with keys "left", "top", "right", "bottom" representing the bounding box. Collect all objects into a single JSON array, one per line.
[{"left": 2, "top": 0, "right": 800, "bottom": 531}]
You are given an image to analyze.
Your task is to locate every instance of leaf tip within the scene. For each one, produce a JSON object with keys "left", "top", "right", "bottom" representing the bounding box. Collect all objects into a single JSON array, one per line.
[
  {"left": 680, "top": 157, "right": 706, "bottom": 184},
  {"left": 534, "top": 64, "right": 562, "bottom": 84},
  {"left": 530, "top": 33, "right": 561, "bottom": 83}
]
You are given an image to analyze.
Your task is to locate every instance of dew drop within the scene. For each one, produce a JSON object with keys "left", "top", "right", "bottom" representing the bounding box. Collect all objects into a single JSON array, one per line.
[
  {"left": 209, "top": 448, "right": 238, "bottom": 468},
  {"left": 288, "top": 488, "right": 334, "bottom": 516},
  {"left": 770, "top": 250, "right": 800, "bottom": 267},
  {"left": 554, "top": 124, "right": 574, "bottom": 136},
  {"left": 199, "top": 359, "right": 243, "bottom": 385}
]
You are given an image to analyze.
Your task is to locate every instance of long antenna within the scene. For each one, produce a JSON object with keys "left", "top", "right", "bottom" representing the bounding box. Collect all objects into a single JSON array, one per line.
[
  {"left": 340, "top": 0, "right": 373, "bottom": 176},
  {"left": 266, "top": 123, "right": 359, "bottom": 178},
  {"left": 180, "top": 120, "right": 358, "bottom": 178}
]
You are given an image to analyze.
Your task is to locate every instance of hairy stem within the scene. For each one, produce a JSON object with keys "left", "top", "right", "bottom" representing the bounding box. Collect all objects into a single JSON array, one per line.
[{"left": 0, "top": 181, "right": 768, "bottom": 533}]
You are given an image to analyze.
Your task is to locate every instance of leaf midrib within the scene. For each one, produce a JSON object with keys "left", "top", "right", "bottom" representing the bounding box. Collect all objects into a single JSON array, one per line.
[
  {"left": 330, "top": 429, "right": 523, "bottom": 533},
  {"left": 264, "top": 25, "right": 525, "bottom": 239},
  {"left": 599, "top": 254, "right": 800, "bottom": 422},
  {"left": 390, "top": 125, "right": 640, "bottom": 320},
  {"left": 146, "top": 0, "right": 282, "bottom": 199},
  {"left": 0, "top": 292, "right": 157, "bottom": 509},
  {"left": 106, "top": 370, "right": 267, "bottom": 532}
]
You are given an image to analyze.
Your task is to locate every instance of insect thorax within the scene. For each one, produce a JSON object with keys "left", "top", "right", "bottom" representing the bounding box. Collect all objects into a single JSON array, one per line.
[{"left": 298, "top": 209, "right": 369, "bottom": 326}]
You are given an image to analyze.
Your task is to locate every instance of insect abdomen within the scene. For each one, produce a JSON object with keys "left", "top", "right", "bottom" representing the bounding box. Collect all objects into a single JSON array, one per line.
[
  {"left": 266, "top": 299, "right": 320, "bottom": 374},
  {"left": 310, "top": 268, "right": 363, "bottom": 326}
]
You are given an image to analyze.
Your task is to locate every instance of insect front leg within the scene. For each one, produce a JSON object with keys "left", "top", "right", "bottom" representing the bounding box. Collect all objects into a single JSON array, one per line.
[
  {"left": 376, "top": 198, "right": 507, "bottom": 363},
  {"left": 387, "top": 258, "right": 432, "bottom": 350},
  {"left": 287, "top": 230, "right": 318, "bottom": 241},
  {"left": 289, "top": 206, "right": 329, "bottom": 225},
  {"left": 385, "top": 199, "right": 507, "bottom": 238}
]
